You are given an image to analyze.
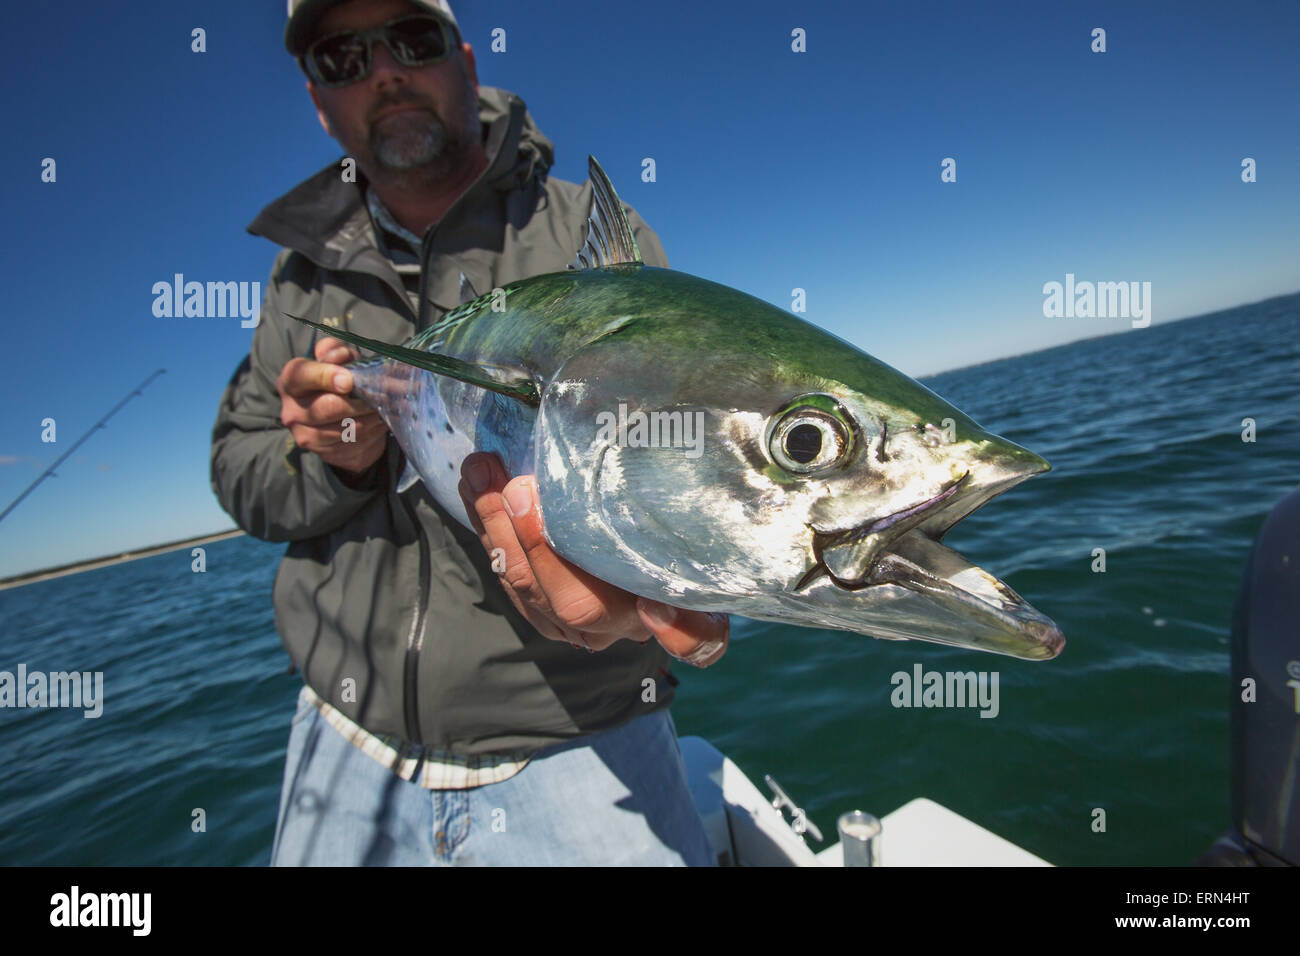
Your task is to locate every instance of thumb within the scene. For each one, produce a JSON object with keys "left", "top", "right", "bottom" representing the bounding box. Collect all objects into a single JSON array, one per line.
[{"left": 638, "top": 599, "right": 729, "bottom": 668}]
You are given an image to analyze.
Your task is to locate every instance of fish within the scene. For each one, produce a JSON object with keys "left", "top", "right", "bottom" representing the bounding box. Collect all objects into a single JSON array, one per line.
[{"left": 290, "top": 157, "right": 1064, "bottom": 661}]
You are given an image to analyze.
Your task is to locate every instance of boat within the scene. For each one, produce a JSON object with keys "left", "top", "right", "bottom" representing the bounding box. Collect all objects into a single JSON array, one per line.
[{"left": 680, "top": 736, "right": 1051, "bottom": 866}]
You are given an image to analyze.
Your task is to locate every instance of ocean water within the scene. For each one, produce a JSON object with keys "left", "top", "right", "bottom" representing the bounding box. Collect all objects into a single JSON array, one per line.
[{"left": 1, "top": 293, "right": 1296, "bottom": 866}]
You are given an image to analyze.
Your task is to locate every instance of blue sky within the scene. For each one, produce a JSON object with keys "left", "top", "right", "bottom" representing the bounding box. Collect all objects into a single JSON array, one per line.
[{"left": 2, "top": 0, "right": 1297, "bottom": 577}]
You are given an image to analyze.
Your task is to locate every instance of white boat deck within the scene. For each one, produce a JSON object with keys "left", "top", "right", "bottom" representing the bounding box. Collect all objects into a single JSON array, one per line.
[{"left": 680, "top": 736, "right": 1051, "bottom": 867}]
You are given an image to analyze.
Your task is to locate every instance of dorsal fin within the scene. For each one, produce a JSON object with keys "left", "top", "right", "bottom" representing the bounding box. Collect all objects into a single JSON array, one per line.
[{"left": 569, "top": 156, "right": 642, "bottom": 270}]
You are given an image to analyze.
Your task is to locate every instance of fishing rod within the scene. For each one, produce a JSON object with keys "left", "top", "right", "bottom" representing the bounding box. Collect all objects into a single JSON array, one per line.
[{"left": 0, "top": 369, "right": 166, "bottom": 525}]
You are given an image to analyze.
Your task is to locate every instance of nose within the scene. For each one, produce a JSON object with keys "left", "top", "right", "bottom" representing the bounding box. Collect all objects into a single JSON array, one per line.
[{"left": 366, "top": 37, "right": 409, "bottom": 90}]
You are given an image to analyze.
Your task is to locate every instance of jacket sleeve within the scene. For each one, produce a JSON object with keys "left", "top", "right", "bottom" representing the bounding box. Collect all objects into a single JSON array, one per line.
[{"left": 210, "top": 250, "right": 386, "bottom": 543}]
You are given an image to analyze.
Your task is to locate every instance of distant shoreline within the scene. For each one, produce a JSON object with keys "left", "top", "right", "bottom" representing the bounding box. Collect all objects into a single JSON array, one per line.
[{"left": 0, "top": 529, "right": 246, "bottom": 592}]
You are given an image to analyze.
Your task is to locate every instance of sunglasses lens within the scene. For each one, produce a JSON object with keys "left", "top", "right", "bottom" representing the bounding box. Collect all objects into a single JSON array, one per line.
[
  {"left": 306, "top": 16, "right": 450, "bottom": 86},
  {"left": 310, "top": 33, "right": 369, "bottom": 85},
  {"left": 385, "top": 16, "right": 450, "bottom": 65}
]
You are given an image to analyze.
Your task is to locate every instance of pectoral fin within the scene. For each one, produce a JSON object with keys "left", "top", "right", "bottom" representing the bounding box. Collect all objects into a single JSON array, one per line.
[
  {"left": 285, "top": 313, "right": 540, "bottom": 407},
  {"left": 397, "top": 459, "right": 422, "bottom": 493}
]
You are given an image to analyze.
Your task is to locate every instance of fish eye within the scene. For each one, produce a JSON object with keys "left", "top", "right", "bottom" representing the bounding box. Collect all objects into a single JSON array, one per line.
[
  {"left": 768, "top": 395, "right": 856, "bottom": 474},
  {"left": 786, "top": 423, "right": 823, "bottom": 463}
]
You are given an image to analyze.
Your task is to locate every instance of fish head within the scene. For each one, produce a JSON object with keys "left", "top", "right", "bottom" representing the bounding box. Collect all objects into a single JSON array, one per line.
[
  {"left": 535, "top": 268, "right": 1064, "bottom": 661},
  {"left": 753, "top": 381, "right": 1064, "bottom": 661}
]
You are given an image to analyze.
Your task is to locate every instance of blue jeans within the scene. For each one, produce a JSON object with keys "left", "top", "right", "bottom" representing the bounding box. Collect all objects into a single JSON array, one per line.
[{"left": 270, "top": 688, "right": 717, "bottom": 866}]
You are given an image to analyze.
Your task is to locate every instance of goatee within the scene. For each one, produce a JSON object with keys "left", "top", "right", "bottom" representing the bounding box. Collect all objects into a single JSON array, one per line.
[{"left": 370, "top": 109, "right": 452, "bottom": 172}]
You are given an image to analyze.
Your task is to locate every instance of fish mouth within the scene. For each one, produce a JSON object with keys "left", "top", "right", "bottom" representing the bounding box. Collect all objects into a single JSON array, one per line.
[
  {"left": 799, "top": 472, "right": 972, "bottom": 589},
  {"left": 791, "top": 470, "right": 1065, "bottom": 661}
]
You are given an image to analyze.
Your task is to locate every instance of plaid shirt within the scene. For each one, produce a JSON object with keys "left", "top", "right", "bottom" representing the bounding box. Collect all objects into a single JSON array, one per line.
[
  {"left": 301, "top": 684, "right": 533, "bottom": 788},
  {"left": 295, "top": 188, "right": 532, "bottom": 789},
  {"left": 365, "top": 187, "right": 424, "bottom": 264}
]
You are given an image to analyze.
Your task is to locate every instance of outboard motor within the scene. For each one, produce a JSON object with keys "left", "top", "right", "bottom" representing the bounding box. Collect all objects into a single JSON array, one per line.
[{"left": 1198, "top": 486, "right": 1300, "bottom": 866}]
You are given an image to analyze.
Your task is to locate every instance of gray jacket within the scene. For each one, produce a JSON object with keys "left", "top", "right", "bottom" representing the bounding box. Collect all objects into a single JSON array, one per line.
[{"left": 210, "top": 87, "right": 676, "bottom": 755}]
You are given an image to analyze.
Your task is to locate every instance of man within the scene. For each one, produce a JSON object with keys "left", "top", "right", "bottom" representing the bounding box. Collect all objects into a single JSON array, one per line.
[{"left": 210, "top": 0, "right": 728, "bottom": 865}]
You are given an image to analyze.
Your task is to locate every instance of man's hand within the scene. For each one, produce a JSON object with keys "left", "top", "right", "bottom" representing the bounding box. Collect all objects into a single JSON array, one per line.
[
  {"left": 458, "top": 452, "right": 729, "bottom": 667},
  {"left": 277, "top": 337, "right": 389, "bottom": 478}
]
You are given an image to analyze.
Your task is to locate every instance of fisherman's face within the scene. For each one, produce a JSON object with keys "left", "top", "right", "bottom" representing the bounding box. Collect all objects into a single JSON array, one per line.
[{"left": 306, "top": 0, "right": 481, "bottom": 181}]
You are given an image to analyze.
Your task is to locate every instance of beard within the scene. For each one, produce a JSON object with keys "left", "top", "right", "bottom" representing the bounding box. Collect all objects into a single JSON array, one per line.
[
  {"left": 363, "top": 72, "right": 480, "bottom": 182},
  {"left": 370, "top": 107, "right": 452, "bottom": 172}
]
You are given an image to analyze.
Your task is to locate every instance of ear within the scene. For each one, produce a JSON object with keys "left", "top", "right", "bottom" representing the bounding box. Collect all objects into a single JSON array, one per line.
[
  {"left": 307, "top": 80, "right": 334, "bottom": 137},
  {"left": 460, "top": 42, "right": 479, "bottom": 88}
]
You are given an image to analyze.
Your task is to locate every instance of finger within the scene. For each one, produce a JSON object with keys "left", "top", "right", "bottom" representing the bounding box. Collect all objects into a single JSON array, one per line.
[
  {"left": 514, "top": 600, "right": 566, "bottom": 642},
  {"left": 279, "top": 357, "right": 355, "bottom": 399},
  {"left": 289, "top": 424, "right": 369, "bottom": 457},
  {"left": 300, "top": 398, "right": 382, "bottom": 429},
  {"left": 638, "top": 600, "right": 730, "bottom": 668},
  {"left": 314, "top": 336, "right": 360, "bottom": 364},
  {"left": 477, "top": 531, "right": 597, "bottom": 646},
  {"left": 319, "top": 345, "right": 355, "bottom": 366},
  {"left": 307, "top": 420, "right": 389, "bottom": 454},
  {"left": 289, "top": 410, "right": 384, "bottom": 442},
  {"left": 319, "top": 435, "right": 388, "bottom": 474},
  {"left": 500, "top": 476, "right": 641, "bottom": 636},
  {"left": 280, "top": 385, "right": 378, "bottom": 427},
  {"left": 457, "top": 453, "right": 556, "bottom": 619}
]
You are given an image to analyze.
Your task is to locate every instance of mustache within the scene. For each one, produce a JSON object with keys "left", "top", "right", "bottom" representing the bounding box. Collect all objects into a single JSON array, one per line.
[{"left": 368, "top": 93, "right": 439, "bottom": 124}]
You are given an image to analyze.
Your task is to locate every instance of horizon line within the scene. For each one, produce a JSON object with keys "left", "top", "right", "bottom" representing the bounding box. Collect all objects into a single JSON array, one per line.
[{"left": 914, "top": 287, "right": 1300, "bottom": 380}]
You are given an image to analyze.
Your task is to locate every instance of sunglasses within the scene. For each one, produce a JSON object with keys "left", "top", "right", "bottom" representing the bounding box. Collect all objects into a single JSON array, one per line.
[{"left": 303, "top": 14, "right": 456, "bottom": 87}]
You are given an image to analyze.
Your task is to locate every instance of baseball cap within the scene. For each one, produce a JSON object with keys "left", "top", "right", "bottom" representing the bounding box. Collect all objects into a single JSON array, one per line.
[{"left": 285, "top": 0, "right": 461, "bottom": 56}]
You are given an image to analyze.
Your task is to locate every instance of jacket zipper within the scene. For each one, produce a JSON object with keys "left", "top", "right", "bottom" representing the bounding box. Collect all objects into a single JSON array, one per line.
[
  {"left": 401, "top": 488, "right": 430, "bottom": 747},
  {"left": 398, "top": 273, "right": 429, "bottom": 749},
  {"left": 390, "top": 276, "right": 429, "bottom": 750},
  {"left": 397, "top": 156, "right": 499, "bottom": 750}
]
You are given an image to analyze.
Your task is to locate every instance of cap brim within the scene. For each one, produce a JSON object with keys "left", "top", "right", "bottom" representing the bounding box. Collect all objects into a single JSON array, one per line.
[
  {"left": 285, "top": 0, "right": 460, "bottom": 56},
  {"left": 285, "top": 0, "right": 349, "bottom": 56}
]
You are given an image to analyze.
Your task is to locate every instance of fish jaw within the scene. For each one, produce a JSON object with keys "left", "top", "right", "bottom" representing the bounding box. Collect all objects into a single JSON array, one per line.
[
  {"left": 783, "top": 527, "right": 1065, "bottom": 660},
  {"left": 805, "top": 424, "right": 1051, "bottom": 591},
  {"left": 792, "top": 458, "right": 1063, "bottom": 660},
  {"left": 883, "top": 529, "right": 1064, "bottom": 659},
  {"left": 790, "top": 425, "right": 1062, "bottom": 660}
]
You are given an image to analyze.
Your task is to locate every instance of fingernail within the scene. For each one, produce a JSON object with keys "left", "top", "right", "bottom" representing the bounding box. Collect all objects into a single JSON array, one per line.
[
  {"left": 503, "top": 479, "right": 532, "bottom": 518},
  {"left": 638, "top": 599, "right": 678, "bottom": 629},
  {"left": 682, "top": 638, "right": 724, "bottom": 666},
  {"left": 466, "top": 458, "right": 490, "bottom": 493},
  {"left": 333, "top": 371, "right": 352, "bottom": 392}
]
